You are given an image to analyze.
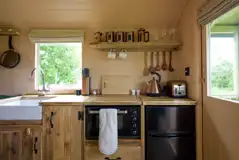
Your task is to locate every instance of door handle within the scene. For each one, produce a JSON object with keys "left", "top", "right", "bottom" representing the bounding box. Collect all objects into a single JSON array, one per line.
[
  {"left": 49, "top": 112, "right": 56, "bottom": 128},
  {"left": 88, "top": 110, "right": 128, "bottom": 114},
  {"left": 105, "top": 157, "right": 121, "bottom": 160},
  {"left": 34, "top": 137, "right": 38, "bottom": 154}
]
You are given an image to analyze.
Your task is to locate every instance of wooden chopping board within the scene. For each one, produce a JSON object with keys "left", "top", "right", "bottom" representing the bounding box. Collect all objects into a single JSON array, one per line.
[{"left": 101, "top": 75, "right": 133, "bottom": 95}]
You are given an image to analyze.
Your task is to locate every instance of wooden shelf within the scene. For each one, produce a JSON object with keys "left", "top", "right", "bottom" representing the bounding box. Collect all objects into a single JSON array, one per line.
[
  {"left": 89, "top": 41, "right": 182, "bottom": 52},
  {"left": 0, "top": 26, "right": 20, "bottom": 36}
]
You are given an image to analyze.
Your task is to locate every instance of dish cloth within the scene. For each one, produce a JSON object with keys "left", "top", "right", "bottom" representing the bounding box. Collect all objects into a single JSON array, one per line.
[{"left": 99, "top": 109, "right": 118, "bottom": 155}]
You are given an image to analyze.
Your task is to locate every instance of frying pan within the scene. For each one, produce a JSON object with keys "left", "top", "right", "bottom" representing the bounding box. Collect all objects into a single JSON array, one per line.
[{"left": 0, "top": 36, "right": 20, "bottom": 69}]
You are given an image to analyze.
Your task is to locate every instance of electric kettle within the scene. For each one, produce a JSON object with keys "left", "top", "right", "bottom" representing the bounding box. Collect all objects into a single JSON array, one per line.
[{"left": 146, "top": 72, "right": 161, "bottom": 96}]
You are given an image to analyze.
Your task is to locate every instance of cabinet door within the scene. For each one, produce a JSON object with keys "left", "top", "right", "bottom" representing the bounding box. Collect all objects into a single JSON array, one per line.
[
  {"left": 0, "top": 126, "right": 42, "bottom": 160},
  {"left": 31, "top": 128, "right": 42, "bottom": 160},
  {"left": 85, "top": 145, "right": 141, "bottom": 160},
  {"left": 43, "top": 106, "right": 83, "bottom": 160},
  {"left": 146, "top": 136, "right": 195, "bottom": 160},
  {"left": 71, "top": 107, "right": 84, "bottom": 160}
]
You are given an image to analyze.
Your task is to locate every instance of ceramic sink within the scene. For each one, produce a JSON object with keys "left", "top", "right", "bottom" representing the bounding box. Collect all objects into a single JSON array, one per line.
[{"left": 0, "top": 97, "right": 54, "bottom": 120}]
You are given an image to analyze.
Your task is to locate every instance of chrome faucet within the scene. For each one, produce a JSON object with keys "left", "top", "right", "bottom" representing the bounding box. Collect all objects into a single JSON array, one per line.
[{"left": 30, "top": 68, "right": 50, "bottom": 93}]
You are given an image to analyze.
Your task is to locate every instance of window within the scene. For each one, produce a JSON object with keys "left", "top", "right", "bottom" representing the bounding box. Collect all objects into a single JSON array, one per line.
[
  {"left": 205, "top": 6, "right": 239, "bottom": 101},
  {"left": 207, "top": 28, "right": 239, "bottom": 99},
  {"left": 35, "top": 43, "right": 82, "bottom": 91},
  {"left": 209, "top": 33, "right": 238, "bottom": 98}
]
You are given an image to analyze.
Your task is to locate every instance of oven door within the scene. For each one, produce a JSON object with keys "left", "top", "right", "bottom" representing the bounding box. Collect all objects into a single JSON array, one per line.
[{"left": 85, "top": 106, "right": 140, "bottom": 139}]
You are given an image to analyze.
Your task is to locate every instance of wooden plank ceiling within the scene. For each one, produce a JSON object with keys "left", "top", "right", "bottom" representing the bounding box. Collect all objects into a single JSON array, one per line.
[{"left": 0, "top": 0, "right": 187, "bottom": 29}]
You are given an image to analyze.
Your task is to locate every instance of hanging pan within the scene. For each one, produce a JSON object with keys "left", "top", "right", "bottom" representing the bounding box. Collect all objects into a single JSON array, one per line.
[{"left": 0, "top": 36, "right": 20, "bottom": 69}]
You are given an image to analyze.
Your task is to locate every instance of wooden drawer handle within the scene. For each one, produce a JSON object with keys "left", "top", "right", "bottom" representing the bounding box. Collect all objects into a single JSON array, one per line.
[
  {"left": 105, "top": 157, "right": 121, "bottom": 160},
  {"left": 34, "top": 137, "right": 38, "bottom": 154}
]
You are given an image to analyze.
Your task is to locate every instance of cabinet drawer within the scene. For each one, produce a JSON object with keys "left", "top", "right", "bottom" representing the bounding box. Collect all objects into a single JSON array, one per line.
[
  {"left": 85, "top": 145, "right": 141, "bottom": 160},
  {"left": 146, "top": 136, "right": 195, "bottom": 160},
  {"left": 145, "top": 106, "right": 195, "bottom": 133}
]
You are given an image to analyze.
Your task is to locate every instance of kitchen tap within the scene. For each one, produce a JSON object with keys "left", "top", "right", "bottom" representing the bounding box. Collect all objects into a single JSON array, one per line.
[{"left": 30, "top": 68, "right": 50, "bottom": 94}]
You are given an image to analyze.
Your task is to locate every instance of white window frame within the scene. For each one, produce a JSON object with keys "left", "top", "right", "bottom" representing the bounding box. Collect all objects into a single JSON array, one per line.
[
  {"left": 34, "top": 43, "right": 82, "bottom": 93},
  {"left": 207, "top": 25, "right": 239, "bottom": 99}
]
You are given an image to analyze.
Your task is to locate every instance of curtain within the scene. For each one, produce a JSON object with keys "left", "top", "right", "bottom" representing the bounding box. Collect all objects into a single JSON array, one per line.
[
  {"left": 198, "top": 0, "right": 239, "bottom": 25},
  {"left": 28, "top": 29, "right": 84, "bottom": 43}
]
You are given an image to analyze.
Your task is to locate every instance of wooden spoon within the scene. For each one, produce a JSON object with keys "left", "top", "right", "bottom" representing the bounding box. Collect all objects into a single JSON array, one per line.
[
  {"left": 168, "top": 51, "right": 174, "bottom": 72},
  {"left": 155, "top": 52, "right": 160, "bottom": 71},
  {"left": 161, "top": 51, "right": 168, "bottom": 71},
  {"left": 143, "top": 52, "right": 149, "bottom": 76},
  {"left": 148, "top": 52, "right": 155, "bottom": 73}
]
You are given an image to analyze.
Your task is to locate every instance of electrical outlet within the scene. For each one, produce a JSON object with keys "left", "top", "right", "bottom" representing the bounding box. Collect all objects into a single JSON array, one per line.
[{"left": 185, "top": 67, "right": 190, "bottom": 76}]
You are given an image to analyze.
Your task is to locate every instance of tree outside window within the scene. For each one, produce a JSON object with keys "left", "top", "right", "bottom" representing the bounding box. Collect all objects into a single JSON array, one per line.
[
  {"left": 209, "top": 35, "right": 237, "bottom": 97},
  {"left": 37, "top": 43, "right": 82, "bottom": 90}
]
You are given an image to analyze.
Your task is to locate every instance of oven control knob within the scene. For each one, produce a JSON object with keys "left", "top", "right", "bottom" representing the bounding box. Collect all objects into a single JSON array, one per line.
[
  {"left": 131, "top": 111, "right": 137, "bottom": 117},
  {"left": 133, "top": 124, "right": 137, "bottom": 128},
  {"left": 132, "top": 130, "right": 137, "bottom": 135},
  {"left": 132, "top": 117, "right": 137, "bottom": 121}
]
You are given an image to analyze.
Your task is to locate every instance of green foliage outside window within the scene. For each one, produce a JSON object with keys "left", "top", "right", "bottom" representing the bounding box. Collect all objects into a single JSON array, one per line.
[
  {"left": 211, "top": 60, "right": 234, "bottom": 95},
  {"left": 39, "top": 44, "right": 81, "bottom": 86}
]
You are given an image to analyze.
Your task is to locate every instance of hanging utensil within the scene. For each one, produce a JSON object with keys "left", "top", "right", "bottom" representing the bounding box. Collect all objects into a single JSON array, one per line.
[
  {"left": 143, "top": 52, "right": 149, "bottom": 76},
  {"left": 148, "top": 52, "right": 155, "bottom": 73},
  {"left": 0, "top": 36, "right": 20, "bottom": 69},
  {"left": 155, "top": 52, "right": 161, "bottom": 71},
  {"left": 161, "top": 51, "right": 167, "bottom": 71},
  {"left": 168, "top": 51, "right": 174, "bottom": 72}
]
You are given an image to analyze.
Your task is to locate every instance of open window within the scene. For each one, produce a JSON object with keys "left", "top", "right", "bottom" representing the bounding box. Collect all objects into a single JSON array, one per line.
[
  {"left": 206, "top": 7, "right": 239, "bottom": 101},
  {"left": 29, "top": 29, "right": 84, "bottom": 92}
]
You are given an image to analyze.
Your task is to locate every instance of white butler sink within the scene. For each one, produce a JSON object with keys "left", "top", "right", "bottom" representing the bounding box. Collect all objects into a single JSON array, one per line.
[{"left": 0, "top": 97, "right": 54, "bottom": 120}]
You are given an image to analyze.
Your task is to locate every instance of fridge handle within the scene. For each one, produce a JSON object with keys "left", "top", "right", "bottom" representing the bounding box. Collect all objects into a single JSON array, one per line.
[{"left": 148, "top": 132, "right": 194, "bottom": 137}]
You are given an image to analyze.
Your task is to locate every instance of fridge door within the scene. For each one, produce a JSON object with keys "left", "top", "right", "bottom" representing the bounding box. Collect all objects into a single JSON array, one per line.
[
  {"left": 145, "top": 106, "right": 195, "bottom": 134},
  {"left": 146, "top": 135, "right": 196, "bottom": 160}
]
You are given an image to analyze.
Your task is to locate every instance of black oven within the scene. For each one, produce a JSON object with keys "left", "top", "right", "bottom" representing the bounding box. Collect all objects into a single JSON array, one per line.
[{"left": 85, "top": 105, "right": 141, "bottom": 140}]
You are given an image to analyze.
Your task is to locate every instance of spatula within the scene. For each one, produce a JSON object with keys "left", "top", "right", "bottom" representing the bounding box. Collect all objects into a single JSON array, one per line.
[
  {"left": 155, "top": 52, "right": 161, "bottom": 71},
  {"left": 148, "top": 52, "right": 155, "bottom": 73}
]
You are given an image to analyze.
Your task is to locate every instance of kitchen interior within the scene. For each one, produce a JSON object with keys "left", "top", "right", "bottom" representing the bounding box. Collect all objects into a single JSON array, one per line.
[{"left": 0, "top": 0, "right": 238, "bottom": 160}]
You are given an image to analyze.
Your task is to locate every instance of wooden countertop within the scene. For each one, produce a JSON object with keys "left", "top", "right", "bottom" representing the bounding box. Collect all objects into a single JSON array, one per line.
[
  {"left": 0, "top": 95, "right": 196, "bottom": 106},
  {"left": 40, "top": 95, "right": 89, "bottom": 105},
  {"left": 40, "top": 95, "right": 142, "bottom": 106},
  {"left": 84, "top": 95, "right": 141, "bottom": 105},
  {"left": 140, "top": 96, "right": 196, "bottom": 105},
  {"left": 40, "top": 95, "right": 196, "bottom": 106}
]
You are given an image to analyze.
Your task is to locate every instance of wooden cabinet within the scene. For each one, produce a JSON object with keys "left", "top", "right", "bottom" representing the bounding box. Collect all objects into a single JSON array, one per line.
[
  {"left": 43, "top": 106, "right": 83, "bottom": 160},
  {"left": 85, "top": 145, "right": 141, "bottom": 160},
  {"left": 0, "top": 126, "right": 42, "bottom": 160}
]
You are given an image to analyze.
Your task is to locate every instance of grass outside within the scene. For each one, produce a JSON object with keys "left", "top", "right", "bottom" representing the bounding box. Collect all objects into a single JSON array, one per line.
[{"left": 211, "top": 87, "right": 234, "bottom": 96}]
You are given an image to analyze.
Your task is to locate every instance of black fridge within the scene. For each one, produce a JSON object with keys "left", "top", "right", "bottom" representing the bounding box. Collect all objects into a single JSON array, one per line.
[{"left": 145, "top": 106, "right": 196, "bottom": 160}]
